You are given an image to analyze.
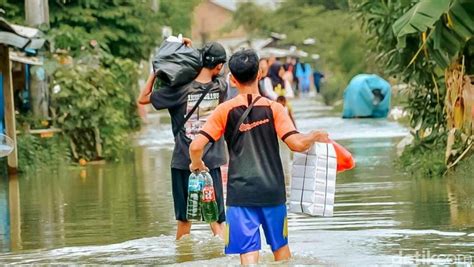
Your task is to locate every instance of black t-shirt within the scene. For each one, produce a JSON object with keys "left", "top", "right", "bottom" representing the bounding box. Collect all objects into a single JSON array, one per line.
[
  {"left": 200, "top": 94, "right": 299, "bottom": 206},
  {"left": 150, "top": 76, "right": 228, "bottom": 170}
]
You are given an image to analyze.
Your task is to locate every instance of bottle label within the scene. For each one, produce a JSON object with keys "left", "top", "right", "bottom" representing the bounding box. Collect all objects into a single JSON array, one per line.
[
  {"left": 188, "top": 179, "right": 200, "bottom": 192},
  {"left": 202, "top": 186, "right": 215, "bottom": 202}
]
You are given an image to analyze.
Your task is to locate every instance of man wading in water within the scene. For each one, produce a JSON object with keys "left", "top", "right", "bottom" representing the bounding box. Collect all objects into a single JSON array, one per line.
[
  {"left": 189, "top": 49, "right": 328, "bottom": 264},
  {"left": 138, "top": 38, "right": 228, "bottom": 239}
]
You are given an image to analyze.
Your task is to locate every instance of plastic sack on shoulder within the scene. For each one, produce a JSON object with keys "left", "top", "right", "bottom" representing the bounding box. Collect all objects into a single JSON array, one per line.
[{"left": 152, "top": 37, "right": 202, "bottom": 87}]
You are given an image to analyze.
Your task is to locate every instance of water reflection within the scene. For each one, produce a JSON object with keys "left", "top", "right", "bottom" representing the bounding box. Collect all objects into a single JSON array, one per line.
[
  {"left": 0, "top": 167, "right": 22, "bottom": 253},
  {"left": 0, "top": 174, "right": 10, "bottom": 252}
]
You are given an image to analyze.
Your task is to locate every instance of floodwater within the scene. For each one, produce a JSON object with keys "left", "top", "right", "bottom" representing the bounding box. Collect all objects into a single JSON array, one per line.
[{"left": 0, "top": 97, "right": 473, "bottom": 265}]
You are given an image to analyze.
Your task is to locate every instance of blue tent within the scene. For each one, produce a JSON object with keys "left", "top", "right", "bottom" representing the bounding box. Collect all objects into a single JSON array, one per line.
[{"left": 342, "top": 74, "right": 391, "bottom": 118}]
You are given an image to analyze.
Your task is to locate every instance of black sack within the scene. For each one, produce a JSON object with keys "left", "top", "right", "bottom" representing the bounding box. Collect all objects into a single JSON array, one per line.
[{"left": 152, "top": 41, "right": 202, "bottom": 87}]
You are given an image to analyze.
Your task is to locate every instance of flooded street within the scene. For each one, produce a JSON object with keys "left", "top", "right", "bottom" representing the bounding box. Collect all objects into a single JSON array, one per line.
[{"left": 0, "top": 97, "right": 473, "bottom": 265}]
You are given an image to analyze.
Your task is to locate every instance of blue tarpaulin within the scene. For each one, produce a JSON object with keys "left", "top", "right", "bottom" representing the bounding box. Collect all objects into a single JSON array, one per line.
[{"left": 342, "top": 74, "right": 391, "bottom": 118}]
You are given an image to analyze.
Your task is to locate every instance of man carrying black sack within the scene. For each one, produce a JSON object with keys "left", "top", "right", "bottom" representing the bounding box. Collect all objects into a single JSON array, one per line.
[{"left": 138, "top": 38, "right": 227, "bottom": 239}]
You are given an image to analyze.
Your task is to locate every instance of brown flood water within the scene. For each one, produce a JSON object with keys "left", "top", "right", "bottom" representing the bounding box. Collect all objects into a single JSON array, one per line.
[{"left": 0, "top": 97, "right": 473, "bottom": 265}]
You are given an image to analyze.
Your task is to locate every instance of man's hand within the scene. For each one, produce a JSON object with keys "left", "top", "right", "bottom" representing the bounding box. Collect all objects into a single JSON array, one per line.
[
  {"left": 311, "top": 130, "right": 329, "bottom": 143},
  {"left": 285, "top": 130, "right": 329, "bottom": 152},
  {"left": 189, "top": 160, "right": 208, "bottom": 173},
  {"left": 182, "top": 37, "right": 192, "bottom": 47}
]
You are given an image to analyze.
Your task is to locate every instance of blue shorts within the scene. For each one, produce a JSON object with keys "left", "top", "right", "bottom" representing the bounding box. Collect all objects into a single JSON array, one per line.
[{"left": 224, "top": 204, "right": 288, "bottom": 254}]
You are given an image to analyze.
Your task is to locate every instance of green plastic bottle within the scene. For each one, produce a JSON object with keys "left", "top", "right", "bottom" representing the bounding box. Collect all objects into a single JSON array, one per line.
[{"left": 200, "top": 171, "right": 219, "bottom": 223}]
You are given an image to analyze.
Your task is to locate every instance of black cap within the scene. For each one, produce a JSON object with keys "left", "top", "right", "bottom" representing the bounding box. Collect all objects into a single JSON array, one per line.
[{"left": 202, "top": 42, "right": 227, "bottom": 67}]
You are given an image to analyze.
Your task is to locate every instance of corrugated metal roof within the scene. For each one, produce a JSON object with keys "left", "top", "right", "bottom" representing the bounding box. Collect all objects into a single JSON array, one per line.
[{"left": 0, "top": 17, "right": 45, "bottom": 50}]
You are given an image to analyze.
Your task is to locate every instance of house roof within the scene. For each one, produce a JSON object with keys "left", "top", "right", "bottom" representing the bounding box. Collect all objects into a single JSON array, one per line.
[{"left": 0, "top": 17, "right": 45, "bottom": 50}]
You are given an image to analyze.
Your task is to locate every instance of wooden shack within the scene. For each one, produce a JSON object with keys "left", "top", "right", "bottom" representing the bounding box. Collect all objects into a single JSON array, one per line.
[{"left": 0, "top": 17, "right": 45, "bottom": 172}]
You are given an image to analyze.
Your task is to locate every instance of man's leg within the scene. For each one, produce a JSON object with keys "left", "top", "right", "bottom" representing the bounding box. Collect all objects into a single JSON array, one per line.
[
  {"left": 176, "top": 220, "right": 192, "bottom": 240},
  {"left": 260, "top": 204, "right": 291, "bottom": 261},
  {"left": 209, "top": 168, "right": 226, "bottom": 238},
  {"left": 240, "top": 251, "right": 259, "bottom": 265},
  {"left": 225, "top": 206, "right": 261, "bottom": 264},
  {"left": 210, "top": 221, "right": 224, "bottom": 238},
  {"left": 171, "top": 168, "right": 192, "bottom": 240},
  {"left": 273, "top": 244, "right": 291, "bottom": 261}
]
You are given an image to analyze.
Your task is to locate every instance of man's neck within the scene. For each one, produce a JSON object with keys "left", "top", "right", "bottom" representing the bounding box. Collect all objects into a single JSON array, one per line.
[
  {"left": 194, "top": 69, "right": 213, "bottom": 83},
  {"left": 238, "top": 83, "right": 259, "bottom": 95}
]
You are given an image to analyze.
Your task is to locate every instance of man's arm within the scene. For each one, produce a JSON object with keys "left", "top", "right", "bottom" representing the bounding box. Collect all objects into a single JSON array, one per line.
[
  {"left": 137, "top": 73, "right": 156, "bottom": 105},
  {"left": 285, "top": 130, "right": 329, "bottom": 152},
  {"left": 189, "top": 134, "right": 210, "bottom": 171},
  {"left": 137, "top": 37, "right": 192, "bottom": 105}
]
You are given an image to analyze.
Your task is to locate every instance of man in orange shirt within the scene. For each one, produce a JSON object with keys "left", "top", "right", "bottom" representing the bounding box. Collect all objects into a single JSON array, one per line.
[{"left": 189, "top": 49, "right": 328, "bottom": 264}]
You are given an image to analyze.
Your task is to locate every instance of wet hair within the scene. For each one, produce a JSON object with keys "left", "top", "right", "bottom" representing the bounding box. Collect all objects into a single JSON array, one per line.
[{"left": 229, "top": 49, "right": 259, "bottom": 85}]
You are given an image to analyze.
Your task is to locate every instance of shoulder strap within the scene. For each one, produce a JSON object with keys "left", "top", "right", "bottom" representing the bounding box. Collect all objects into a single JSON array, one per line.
[
  {"left": 174, "top": 84, "right": 213, "bottom": 136},
  {"left": 230, "top": 95, "right": 262, "bottom": 147}
]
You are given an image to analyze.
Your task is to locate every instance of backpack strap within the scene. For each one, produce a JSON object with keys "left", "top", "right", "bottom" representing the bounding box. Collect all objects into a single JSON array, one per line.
[
  {"left": 174, "top": 84, "right": 214, "bottom": 136},
  {"left": 230, "top": 95, "right": 262, "bottom": 147}
]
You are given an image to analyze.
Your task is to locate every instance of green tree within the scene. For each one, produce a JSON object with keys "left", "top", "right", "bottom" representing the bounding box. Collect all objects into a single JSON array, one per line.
[
  {"left": 357, "top": 0, "right": 474, "bottom": 175},
  {"left": 1, "top": 0, "right": 198, "bottom": 62},
  {"left": 231, "top": 2, "right": 269, "bottom": 38}
]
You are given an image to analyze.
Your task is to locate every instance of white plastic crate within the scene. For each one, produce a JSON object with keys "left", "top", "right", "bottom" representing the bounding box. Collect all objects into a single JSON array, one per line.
[{"left": 289, "top": 142, "right": 337, "bottom": 216}]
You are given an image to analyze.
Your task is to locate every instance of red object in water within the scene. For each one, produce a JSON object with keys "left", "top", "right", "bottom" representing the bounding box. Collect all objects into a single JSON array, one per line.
[{"left": 330, "top": 140, "right": 355, "bottom": 172}]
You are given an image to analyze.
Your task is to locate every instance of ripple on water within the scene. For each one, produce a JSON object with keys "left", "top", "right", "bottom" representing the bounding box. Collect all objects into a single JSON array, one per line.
[{"left": 2, "top": 97, "right": 473, "bottom": 265}]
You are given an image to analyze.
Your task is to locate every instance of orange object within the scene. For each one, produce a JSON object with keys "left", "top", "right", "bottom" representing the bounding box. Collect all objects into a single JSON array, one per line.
[
  {"left": 79, "top": 158, "right": 87, "bottom": 166},
  {"left": 330, "top": 140, "right": 355, "bottom": 172},
  {"left": 40, "top": 132, "right": 54, "bottom": 138}
]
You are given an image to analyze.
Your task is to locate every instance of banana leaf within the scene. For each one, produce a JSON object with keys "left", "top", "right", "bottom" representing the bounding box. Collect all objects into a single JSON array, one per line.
[
  {"left": 449, "top": 0, "right": 474, "bottom": 45},
  {"left": 393, "top": 0, "right": 451, "bottom": 49}
]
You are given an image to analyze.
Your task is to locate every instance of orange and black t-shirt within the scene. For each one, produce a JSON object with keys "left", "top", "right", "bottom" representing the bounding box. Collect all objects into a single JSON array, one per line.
[{"left": 200, "top": 94, "right": 298, "bottom": 206}]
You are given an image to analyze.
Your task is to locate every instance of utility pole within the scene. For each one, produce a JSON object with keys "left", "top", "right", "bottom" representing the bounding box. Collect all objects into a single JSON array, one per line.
[
  {"left": 25, "top": 0, "right": 50, "bottom": 29},
  {"left": 25, "top": 0, "right": 50, "bottom": 119},
  {"left": 151, "top": 0, "right": 160, "bottom": 13}
]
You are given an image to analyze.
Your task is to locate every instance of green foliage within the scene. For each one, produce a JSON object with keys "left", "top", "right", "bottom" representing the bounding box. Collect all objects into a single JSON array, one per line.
[
  {"left": 357, "top": 0, "right": 474, "bottom": 175},
  {"left": 392, "top": 0, "right": 450, "bottom": 47},
  {"left": 303, "top": 0, "right": 349, "bottom": 10},
  {"left": 17, "top": 134, "right": 70, "bottom": 172},
  {"left": 0, "top": 0, "right": 22, "bottom": 22},
  {"left": 231, "top": 2, "right": 269, "bottom": 38},
  {"left": 48, "top": 0, "right": 161, "bottom": 61},
  {"left": 1, "top": 0, "right": 198, "bottom": 62},
  {"left": 158, "top": 0, "right": 199, "bottom": 37},
  {"left": 51, "top": 49, "right": 139, "bottom": 161},
  {"left": 392, "top": 0, "right": 474, "bottom": 68},
  {"left": 448, "top": 153, "right": 474, "bottom": 178},
  {"left": 357, "top": 0, "right": 445, "bottom": 133},
  {"left": 399, "top": 131, "right": 448, "bottom": 177},
  {"left": 101, "top": 52, "right": 142, "bottom": 130}
]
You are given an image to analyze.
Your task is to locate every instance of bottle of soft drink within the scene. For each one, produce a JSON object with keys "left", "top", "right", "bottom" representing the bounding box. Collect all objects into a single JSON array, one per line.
[
  {"left": 186, "top": 172, "right": 202, "bottom": 221},
  {"left": 201, "top": 171, "right": 219, "bottom": 223}
]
